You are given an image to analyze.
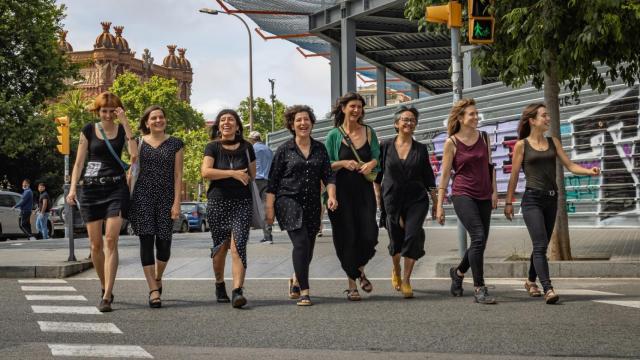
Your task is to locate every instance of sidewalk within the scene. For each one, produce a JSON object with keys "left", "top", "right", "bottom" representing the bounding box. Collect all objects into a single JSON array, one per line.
[{"left": 0, "top": 226, "right": 638, "bottom": 278}]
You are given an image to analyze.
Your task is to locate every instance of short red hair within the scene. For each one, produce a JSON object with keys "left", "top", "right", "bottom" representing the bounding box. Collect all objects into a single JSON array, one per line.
[{"left": 90, "top": 92, "right": 124, "bottom": 113}]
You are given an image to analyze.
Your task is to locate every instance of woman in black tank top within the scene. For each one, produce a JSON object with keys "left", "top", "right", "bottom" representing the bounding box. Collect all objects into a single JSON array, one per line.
[{"left": 504, "top": 103, "right": 600, "bottom": 304}]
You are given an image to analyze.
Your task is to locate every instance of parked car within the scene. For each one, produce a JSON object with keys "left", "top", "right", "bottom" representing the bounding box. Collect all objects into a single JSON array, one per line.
[
  {"left": 0, "top": 190, "right": 53, "bottom": 240},
  {"left": 52, "top": 194, "right": 189, "bottom": 236},
  {"left": 181, "top": 202, "right": 208, "bottom": 232}
]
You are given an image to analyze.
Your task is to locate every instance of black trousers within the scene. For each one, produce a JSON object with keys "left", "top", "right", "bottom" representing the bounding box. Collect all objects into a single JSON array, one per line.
[
  {"left": 521, "top": 188, "right": 558, "bottom": 292},
  {"left": 452, "top": 195, "right": 492, "bottom": 287},
  {"left": 18, "top": 211, "right": 32, "bottom": 237},
  {"left": 287, "top": 226, "right": 317, "bottom": 291}
]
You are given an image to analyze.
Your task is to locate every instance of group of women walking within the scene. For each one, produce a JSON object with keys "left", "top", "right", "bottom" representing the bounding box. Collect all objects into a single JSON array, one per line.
[{"left": 67, "top": 90, "right": 599, "bottom": 312}]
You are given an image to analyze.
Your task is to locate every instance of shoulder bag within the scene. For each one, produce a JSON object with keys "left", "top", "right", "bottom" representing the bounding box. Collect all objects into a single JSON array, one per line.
[
  {"left": 245, "top": 148, "right": 266, "bottom": 229},
  {"left": 338, "top": 126, "right": 378, "bottom": 182}
]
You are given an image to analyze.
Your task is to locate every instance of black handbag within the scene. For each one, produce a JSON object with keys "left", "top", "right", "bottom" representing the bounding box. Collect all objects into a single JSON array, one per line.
[{"left": 480, "top": 131, "right": 495, "bottom": 184}]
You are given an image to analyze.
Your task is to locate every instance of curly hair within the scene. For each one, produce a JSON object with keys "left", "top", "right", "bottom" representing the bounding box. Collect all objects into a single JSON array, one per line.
[
  {"left": 330, "top": 92, "right": 366, "bottom": 127},
  {"left": 209, "top": 109, "right": 245, "bottom": 144},
  {"left": 447, "top": 98, "right": 476, "bottom": 135},
  {"left": 284, "top": 105, "right": 317, "bottom": 136}
]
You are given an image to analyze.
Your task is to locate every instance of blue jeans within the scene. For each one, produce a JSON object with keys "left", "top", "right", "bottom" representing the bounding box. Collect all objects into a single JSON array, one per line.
[{"left": 36, "top": 212, "right": 49, "bottom": 239}]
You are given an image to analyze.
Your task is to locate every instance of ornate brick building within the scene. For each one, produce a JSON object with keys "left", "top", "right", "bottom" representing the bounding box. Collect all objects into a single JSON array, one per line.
[{"left": 58, "top": 22, "right": 192, "bottom": 102}]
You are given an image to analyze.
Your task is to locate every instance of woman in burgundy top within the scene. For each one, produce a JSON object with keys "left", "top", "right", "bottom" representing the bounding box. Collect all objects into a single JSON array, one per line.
[{"left": 435, "top": 98, "right": 498, "bottom": 305}]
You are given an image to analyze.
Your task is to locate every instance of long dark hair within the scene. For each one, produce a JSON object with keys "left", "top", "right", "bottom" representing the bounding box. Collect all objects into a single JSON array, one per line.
[
  {"left": 447, "top": 98, "right": 476, "bottom": 135},
  {"left": 139, "top": 105, "right": 165, "bottom": 135},
  {"left": 517, "top": 103, "right": 546, "bottom": 139},
  {"left": 209, "top": 109, "right": 245, "bottom": 145},
  {"left": 331, "top": 92, "right": 366, "bottom": 127}
]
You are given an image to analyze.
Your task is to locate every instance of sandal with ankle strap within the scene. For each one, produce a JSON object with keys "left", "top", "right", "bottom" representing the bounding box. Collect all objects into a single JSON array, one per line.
[
  {"left": 297, "top": 294, "right": 313, "bottom": 306},
  {"left": 288, "top": 278, "right": 301, "bottom": 299},
  {"left": 156, "top": 278, "right": 162, "bottom": 295},
  {"left": 359, "top": 274, "right": 373, "bottom": 293},
  {"left": 344, "top": 289, "right": 361, "bottom": 301},
  {"left": 524, "top": 281, "right": 542, "bottom": 297},
  {"left": 148, "top": 289, "right": 162, "bottom": 308}
]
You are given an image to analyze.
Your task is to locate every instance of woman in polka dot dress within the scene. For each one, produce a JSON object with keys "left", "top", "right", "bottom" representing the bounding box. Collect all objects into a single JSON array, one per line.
[
  {"left": 201, "top": 109, "right": 256, "bottom": 309},
  {"left": 129, "top": 105, "right": 184, "bottom": 308}
]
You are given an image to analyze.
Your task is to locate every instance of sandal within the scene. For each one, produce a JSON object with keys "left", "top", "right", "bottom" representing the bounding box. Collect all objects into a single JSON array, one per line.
[
  {"left": 359, "top": 274, "right": 373, "bottom": 293},
  {"left": 148, "top": 289, "right": 161, "bottom": 308},
  {"left": 524, "top": 281, "right": 542, "bottom": 297},
  {"left": 156, "top": 278, "right": 162, "bottom": 295},
  {"left": 288, "top": 278, "right": 301, "bottom": 299},
  {"left": 391, "top": 269, "right": 401, "bottom": 291},
  {"left": 544, "top": 288, "right": 559, "bottom": 304},
  {"left": 344, "top": 289, "right": 361, "bottom": 301},
  {"left": 296, "top": 294, "right": 313, "bottom": 306}
]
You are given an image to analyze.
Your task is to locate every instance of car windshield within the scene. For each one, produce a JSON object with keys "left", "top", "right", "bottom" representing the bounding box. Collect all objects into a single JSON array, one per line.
[{"left": 181, "top": 204, "right": 197, "bottom": 213}]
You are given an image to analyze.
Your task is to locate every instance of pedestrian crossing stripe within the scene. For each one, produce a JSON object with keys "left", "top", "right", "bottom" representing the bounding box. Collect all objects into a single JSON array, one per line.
[
  {"left": 593, "top": 300, "right": 640, "bottom": 309},
  {"left": 18, "top": 279, "right": 68, "bottom": 284},
  {"left": 21, "top": 286, "right": 76, "bottom": 292},
  {"left": 48, "top": 344, "right": 152, "bottom": 358},
  {"left": 25, "top": 295, "right": 87, "bottom": 301},
  {"left": 31, "top": 305, "right": 102, "bottom": 315},
  {"left": 38, "top": 321, "right": 122, "bottom": 334},
  {"left": 515, "top": 289, "right": 622, "bottom": 296}
]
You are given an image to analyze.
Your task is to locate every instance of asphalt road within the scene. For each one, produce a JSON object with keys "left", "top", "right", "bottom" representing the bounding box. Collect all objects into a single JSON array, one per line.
[{"left": 1, "top": 277, "right": 640, "bottom": 359}]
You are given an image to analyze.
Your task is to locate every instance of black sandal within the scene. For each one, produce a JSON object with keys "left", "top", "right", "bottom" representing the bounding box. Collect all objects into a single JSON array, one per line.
[
  {"left": 359, "top": 274, "right": 373, "bottom": 293},
  {"left": 100, "top": 289, "right": 114, "bottom": 303},
  {"left": 344, "top": 289, "right": 361, "bottom": 301},
  {"left": 148, "top": 289, "right": 161, "bottom": 308},
  {"left": 156, "top": 278, "right": 162, "bottom": 295}
]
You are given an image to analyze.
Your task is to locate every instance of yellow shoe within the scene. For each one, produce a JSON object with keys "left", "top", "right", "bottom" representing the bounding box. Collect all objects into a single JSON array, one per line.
[
  {"left": 391, "top": 269, "right": 401, "bottom": 291},
  {"left": 401, "top": 283, "right": 414, "bottom": 298}
]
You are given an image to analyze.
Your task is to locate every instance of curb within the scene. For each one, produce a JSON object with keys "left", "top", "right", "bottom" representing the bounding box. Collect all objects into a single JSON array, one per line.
[
  {"left": 0, "top": 259, "right": 94, "bottom": 278},
  {"left": 436, "top": 260, "right": 640, "bottom": 278}
]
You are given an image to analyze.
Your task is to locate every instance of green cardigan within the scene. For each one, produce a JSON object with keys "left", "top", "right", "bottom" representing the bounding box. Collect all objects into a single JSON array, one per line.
[{"left": 324, "top": 125, "right": 381, "bottom": 173}]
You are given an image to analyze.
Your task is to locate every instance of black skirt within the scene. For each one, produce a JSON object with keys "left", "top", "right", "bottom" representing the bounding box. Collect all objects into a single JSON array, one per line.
[{"left": 79, "top": 181, "right": 130, "bottom": 223}]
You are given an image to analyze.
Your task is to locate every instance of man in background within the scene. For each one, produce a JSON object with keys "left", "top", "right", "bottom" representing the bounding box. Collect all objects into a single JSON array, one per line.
[
  {"left": 249, "top": 131, "right": 274, "bottom": 244},
  {"left": 36, "top": 182, "right": 51, "bottom": 239},
  {"left": 13, "top": 179, "right": 35, "bottom": 240}
]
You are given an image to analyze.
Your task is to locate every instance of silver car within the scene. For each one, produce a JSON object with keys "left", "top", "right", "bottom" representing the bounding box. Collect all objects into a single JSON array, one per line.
[{"left": 0, "top": 190, "right": 53, "bottom": 240}]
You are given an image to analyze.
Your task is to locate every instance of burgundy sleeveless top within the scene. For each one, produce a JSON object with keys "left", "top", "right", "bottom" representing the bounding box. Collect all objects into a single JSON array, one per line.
[{"left": 451, "top": 134, "right": 492, "bottom": 200}]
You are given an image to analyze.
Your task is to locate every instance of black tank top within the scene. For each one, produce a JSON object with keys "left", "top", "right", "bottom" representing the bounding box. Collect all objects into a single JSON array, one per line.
[{"left": 523, "top": 137, "right": 557, "bottom": 191}]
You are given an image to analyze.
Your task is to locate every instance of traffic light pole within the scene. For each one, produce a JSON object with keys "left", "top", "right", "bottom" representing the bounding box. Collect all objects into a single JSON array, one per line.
[
  {"left": 450, "top": 26, "right": 463, "bottom": 102},
  {"left": 64, "top": 154, "right": 76, "bottom": 262}
]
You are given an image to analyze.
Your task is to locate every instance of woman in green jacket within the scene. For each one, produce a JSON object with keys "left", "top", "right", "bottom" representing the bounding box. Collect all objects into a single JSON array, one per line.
[{"left": 325, "top": 92, "right": 380, "bottom": 301}]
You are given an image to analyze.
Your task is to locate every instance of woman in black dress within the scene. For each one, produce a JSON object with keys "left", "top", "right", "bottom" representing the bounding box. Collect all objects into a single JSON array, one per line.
[
  {"left": 129, "top": 105, "right": 184, "bottom": 308},
  {"left": 376, "top": 106, "right": 437, "bottom": 298},
  {"left": 66, "top": 92, "right": 138, "bottom": 312},
  {"left": 324, "top": 92, "right": 380, "bottom": 301},
  {"left": 201, "top": 109, "right": 256, "bottom": 309},
  {"left": 265, "top": 105, "right": 338, "bottom": 306}
]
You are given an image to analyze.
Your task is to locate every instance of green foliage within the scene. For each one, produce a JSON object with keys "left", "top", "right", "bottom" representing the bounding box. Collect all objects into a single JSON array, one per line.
[
  {"left": 236, "top": 97, "right": 286, "bottom": 140},
  {"left": 0, "top": 0, "right": 79, "bottom": 158},
  {"left": 110, "top": 72, "right": 205, "bottom": 134},
  {"left": 173, "top": 128, "right": 209, "bottom": 200}
]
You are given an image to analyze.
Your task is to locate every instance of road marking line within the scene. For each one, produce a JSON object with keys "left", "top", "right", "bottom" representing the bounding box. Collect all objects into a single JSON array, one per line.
[
  {"left": 593, "top": 300, "right": 640, "bottom": 309},
  {"left": 515, "top": 289, "right": 622, "bottom": 296},
  {"left": 18, "top": 279, "right": 68, "bottom": 284},
  {"left": 48, "top": 344, "right": 152, "bottom": 358},
  {"left": 32, "top": 305, "right": 101, "bottom": 315},
  {"left": 26, "top": 295, "right": 87, "bottom": 301},
  {"left": 38, "top": 321, "right": 122, "bottom": 334},
  {"left": 21, "top": 286, "right": 76, "bottom": 292}
]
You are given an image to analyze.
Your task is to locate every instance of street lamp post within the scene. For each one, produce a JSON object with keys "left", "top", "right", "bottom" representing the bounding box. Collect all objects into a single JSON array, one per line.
[
  {"left": 199, "top": 8, "right": 254, "bottom": 131},
  {"left": 268, "top": 78, "right": 276, "bottom": 133}
]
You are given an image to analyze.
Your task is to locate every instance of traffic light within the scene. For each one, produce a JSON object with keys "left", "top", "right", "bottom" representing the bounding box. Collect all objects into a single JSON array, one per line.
[
  {"left": 55, "top": 116, "right": 70, "bottom": 155},
  {"left": 468, "top": 0, "right": 494, "bottom": 44},
  {"left": 425, "top": 1, "right": 462, "bottom": 28}
]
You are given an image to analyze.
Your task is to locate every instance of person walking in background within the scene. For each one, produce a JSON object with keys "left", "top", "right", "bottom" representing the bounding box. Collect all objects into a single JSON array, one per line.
[
  {"left": 66, "top": 91, "right": 138, "bottom": 312},
  {"left": 201, "top": 109, "right": 256, "bottom": 309},
  {"left": 325, "top": 92, "right": 380, "bottom": 301},
  {"left": 376, "top": 106, "right": 437, "bottom": 298},
  {"left": 504, "top": 103, "right": 600, "bottom": 304},
  {"left": 435, "top": 98, "right": 498, "bottom": 305},
  {"left": 129, "top": 105, "right": 184, "bottom": 308},
  {"left": 266, "top": 105, "right": 338, "bottom": 306},
  {"left": 13, "top": 179, "right": 35, "bottom": 240},
  {"left": 248, "top": 131, "right": 274, "bottom": 244},
  {"left": 36, "top": 182, "right": 51, "bottom": 239}
]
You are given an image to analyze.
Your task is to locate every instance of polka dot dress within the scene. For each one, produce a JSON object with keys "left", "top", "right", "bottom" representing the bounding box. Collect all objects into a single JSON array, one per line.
[
  {"left": 130, "top": 136, "right": 184, "bottom": 236},
  {"left": 207, "top": 197, "right": 251, "bottom": 268}
]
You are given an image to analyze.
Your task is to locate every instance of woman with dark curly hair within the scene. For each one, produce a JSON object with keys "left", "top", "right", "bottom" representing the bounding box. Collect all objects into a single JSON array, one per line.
[
  {"left": 265, "top": 105, "right": 337, "bottom": 306},
  {"left": 324, "top": 92, "right": 380, "bottom": 301},
  {"left": 201, "top": 109, "right": 256, "bottom": 309}
]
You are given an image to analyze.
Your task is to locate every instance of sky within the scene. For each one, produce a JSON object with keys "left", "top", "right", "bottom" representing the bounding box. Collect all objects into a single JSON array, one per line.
[{"left": 57, "top": 0, "right": 334, "bottom": 120}]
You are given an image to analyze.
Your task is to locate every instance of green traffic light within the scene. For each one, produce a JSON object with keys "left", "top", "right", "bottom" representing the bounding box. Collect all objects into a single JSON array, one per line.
[{"left": 473, "top": 19, "right": 492, "bottom": 40}]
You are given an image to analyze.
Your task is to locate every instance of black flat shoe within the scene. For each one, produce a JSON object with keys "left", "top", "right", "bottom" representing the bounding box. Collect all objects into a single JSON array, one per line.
[
  {"left": 98, "top": 298, "right": 112, "bottom": 312},
  {"left": 100, "top": 289, "right": 114, "bottom": 303},
  {"left": 215, "top": 282, "right": 230, "bottom": 303},
  {"left": 231, "top": 287, "right": 247, "bottom": 308},
  {"left": 148, "top": 289, "right": 161, "bottom": 308}
]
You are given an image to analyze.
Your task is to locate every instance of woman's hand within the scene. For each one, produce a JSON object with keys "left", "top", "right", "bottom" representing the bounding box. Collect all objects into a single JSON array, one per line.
[
  {"left": 327, "top": 196, "right": 338, "bottom": 211},
  {"left": 504, "top": 204, "right": 514, "bottom": 221},
  {"left": 66, "top": 191, "right": 76, "bottom": 206},
  {"left": 265, "top": 206, "right": 275, "bottom": 225},
  {"left": 232, "top": 169, "right": 250, "bottom": 185},
  {"left": 342, "top": 160, "right": 359, "bottom": 171},
  {"left": 358, "top": 160, "right": 375, "bottom": 175},
  {"left": 491, "top": 191, "right": 498, "bottom": 209},
  {"left": 436, "top": 205, "right": 445, "bottom": 226},
  {"left": 171, "top": 202, "right": 181, "bottom": 220},
  {"left": 588, "top": 167, "right": 601, "bottom": 176},
  {"left": 114, "top": 107, "right": 128, "bottom": 125}
]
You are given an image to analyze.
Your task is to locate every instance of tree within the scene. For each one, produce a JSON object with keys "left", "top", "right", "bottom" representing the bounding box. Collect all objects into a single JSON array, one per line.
[
  {"left": 236, "top": 97, "right": 286, "bottom": 140},
  {"left": 110, "top": 72, "right": 205, "bottom": 133},
  {"left": 405, "top": 1, "right": 640, "bottom": 259},
  {"left": 173, "top": 128, "right": 210, "bottom": 200},
  {"left": 0, "top": 0, "right": 79, "bottom": 158}
]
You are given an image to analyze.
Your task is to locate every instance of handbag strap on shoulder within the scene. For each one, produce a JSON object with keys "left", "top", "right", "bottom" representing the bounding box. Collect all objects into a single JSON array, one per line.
[
  {"left": 338, "top": 126, "right": 364, "bottom": 163},
  {"left": 97, "top": 123, "right": 129, "bottom": 171}
]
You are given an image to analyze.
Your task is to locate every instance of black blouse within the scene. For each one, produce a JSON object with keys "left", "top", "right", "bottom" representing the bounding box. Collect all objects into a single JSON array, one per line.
[
  {"left": 376, "top": 138, "right": 436, "bottom": 215},
  {"left": 204, "top": 140, "right": 256, "bottom": 200},
  {"left": 267, "top": 138, "right": 336, "bottom": 231},
  {"left": 82, "top": 123, "right": 126, "bottom": 178}
]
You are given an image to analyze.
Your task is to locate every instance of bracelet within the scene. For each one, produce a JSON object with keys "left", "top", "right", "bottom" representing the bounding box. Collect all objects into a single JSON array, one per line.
[{"left": 505, "top": 203, "right": 513, "bottom": 206}]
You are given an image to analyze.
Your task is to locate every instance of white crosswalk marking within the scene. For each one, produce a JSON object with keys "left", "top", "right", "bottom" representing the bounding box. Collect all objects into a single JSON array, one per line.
[
  {"left": 515, "top": 289, "right": 622, "bottom": 296},
  {"left": 593, "top": 300, "right": 640, "bottom": 309},
  {"left": 38, "top": 321, "right": 122, "bottom": 334},
  {"left": 21, "top": 286, "right": 76, "bottom": 292},
  {"left": 48, "top": 344, "right": 153, "bottom": 358},
  {"left": 26, "top": 295, "right": 87, "bottom": 301},
  {"left": 31, "top": 305, "right": 101, "bottom": 315},
  {"left": 18, "top": 279, "right": 68, "bottom": 284}
]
